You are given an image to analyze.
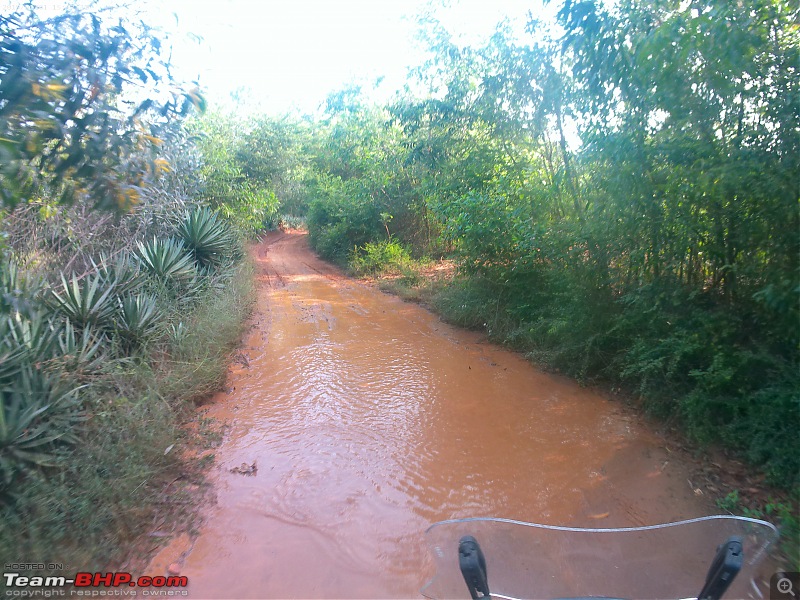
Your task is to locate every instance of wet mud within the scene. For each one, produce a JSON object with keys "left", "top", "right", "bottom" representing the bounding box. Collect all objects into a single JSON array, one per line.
[{"left": 149, "top": 231, "right": 714, "bottom": 598}]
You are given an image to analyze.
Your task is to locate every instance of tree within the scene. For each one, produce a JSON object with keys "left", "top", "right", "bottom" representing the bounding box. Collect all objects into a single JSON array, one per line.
[{"left": 0, "top": 2, "right": 203, "bottom": 211}]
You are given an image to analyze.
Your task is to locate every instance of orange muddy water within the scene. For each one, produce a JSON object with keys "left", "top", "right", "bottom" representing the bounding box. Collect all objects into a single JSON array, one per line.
[{"left": 155, "top": 231, "right": 714, "bottom": 598}]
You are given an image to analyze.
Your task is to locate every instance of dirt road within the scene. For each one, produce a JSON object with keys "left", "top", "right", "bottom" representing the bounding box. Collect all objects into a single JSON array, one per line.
[{"left": 147, "top": 231, "right": 715, "bottom": 598}]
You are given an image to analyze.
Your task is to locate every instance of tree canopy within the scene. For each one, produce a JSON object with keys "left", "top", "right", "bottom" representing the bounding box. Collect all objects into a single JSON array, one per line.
[
  {"left": 0, "top": 3, "right": 203, "bottom": 211},
  {"left": 262, "top": 0, "right": 799, "bottom": 487}
]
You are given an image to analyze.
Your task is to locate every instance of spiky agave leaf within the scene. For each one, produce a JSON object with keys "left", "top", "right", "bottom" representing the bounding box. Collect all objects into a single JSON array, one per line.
[
  {"left": 0, "top": 365, "right": 83, "bottom": 488},
  {"left": 50, "top": 272, "right": 117, "bottom": 329},
  {"left": 92, "top": 252, "right": 145, "bottom": 297},
  {"left": 0, "top": 312, "right": 59, "bottom": 390},
  {"left": 0, "top": 259, "right": 43, "bottom": 316},
  {"left": 1, "top": 310, "right": 59, "bottom": 362},
  {"left": 135, "top": 237, "right": 197, "bottom": 285},
  {"left": 57, "top": 318, "right": 106, "bottom": 371},
  {"left": 169, "top": 321, "right": 188, "bottom": 346},
  {"left": 115, "top": 293, "right": 160, "bottom": 349},
  {"left": 0, "top": 324, "right": 27, "bottom": 385},
  {"left": 176, "top": 207, "right": 233, "bottom": 269}
]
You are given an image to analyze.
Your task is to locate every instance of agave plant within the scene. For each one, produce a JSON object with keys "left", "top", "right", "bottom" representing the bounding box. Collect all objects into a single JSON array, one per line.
[
  {"left": 1, "top": 260, "right": 22, "bottom": 314},
  {"left": 1, "top": 259, "right": 42, "bottom": 316},
  {"left": 136, "top": 237, "right": 197, "bottom": 286},
  {"left": 0, "top": 319, "right": 30, "bottom": 385},
  {"left": 1, "top": 310, "right": 58, "bottom": 364},
  {"left": 0, "top": 312, "right": 59, "bottom": 391},
  {"left": 92, "top": 253, "right": 145, "bottom": 297},
  {"left": 115, "top": 293, "right": 160, "bottom": 350},
  {"left": 57, "top": 319, "right": 106, "bottom": 372},
  {"left": 50, "top": 272, "right": 117, "bottom": 329},
  {"left": 169, "top": 321, "right": 188, "bottom": 346},
  {"left": 176, "top": 207, "right": 233, "bottom": 269},
  {"left": 0, "top": 365, "right": 83, "bottom": 488}
]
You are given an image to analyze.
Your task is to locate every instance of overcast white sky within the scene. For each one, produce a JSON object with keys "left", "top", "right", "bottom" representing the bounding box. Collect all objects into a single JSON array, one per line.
[{"left": 145, "top": 0, "right": 545, "bottom": 114}]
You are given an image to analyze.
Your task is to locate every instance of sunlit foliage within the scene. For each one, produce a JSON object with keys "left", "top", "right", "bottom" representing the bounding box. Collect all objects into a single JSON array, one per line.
[
  {"left": 0, "top": 2, "right": 204, "bottom": 210},
  {"left": 297, "top": 0, "right": 800, "bottom": 487}
]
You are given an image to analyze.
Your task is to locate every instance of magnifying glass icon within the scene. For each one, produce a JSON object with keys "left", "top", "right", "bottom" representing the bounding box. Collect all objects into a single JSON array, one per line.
[{"left": 778, "top": 577, "right": 796, "bottom": 597}]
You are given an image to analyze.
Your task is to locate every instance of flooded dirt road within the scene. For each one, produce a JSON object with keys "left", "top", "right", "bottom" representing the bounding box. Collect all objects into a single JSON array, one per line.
[{"left": 153, "top": 231, "right": 714, "bottom": 598}]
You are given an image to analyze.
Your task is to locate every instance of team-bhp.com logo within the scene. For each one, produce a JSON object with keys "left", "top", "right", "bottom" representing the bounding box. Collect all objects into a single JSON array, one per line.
[{"left": 4, "top": 572, "right": 188, "bottom": 597}]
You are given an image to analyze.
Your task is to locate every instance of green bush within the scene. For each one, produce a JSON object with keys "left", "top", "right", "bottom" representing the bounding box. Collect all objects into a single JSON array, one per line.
[
  {"left": 349, "top": 239, "right": 414, "bottom": 275},
  {"left": 306, "top": 180, "right": 383, "bottom": 263},
  {"left": 275, "top": 214, "right": 306, "bottom": 230},
  {"left": 190, "top": 113, "right": 283, "bottom": 236},
  {"left": 732, "top": 370, "right": 800, "bottom": 487}
]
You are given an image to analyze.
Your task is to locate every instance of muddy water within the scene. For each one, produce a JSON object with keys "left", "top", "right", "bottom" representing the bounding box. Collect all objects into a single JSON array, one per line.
[{"left": 161, "top": 232, "right": 712, "bottom": 598}]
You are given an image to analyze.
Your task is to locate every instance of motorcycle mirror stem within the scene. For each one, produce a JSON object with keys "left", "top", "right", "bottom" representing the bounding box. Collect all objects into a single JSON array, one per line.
[
  {"left": 456, "top": 534, "right": 745, "bottom": 600},
  {"left": 696, "top": 536, "right": 743, "bottom": 600},
  {"left": 459, "top": 535, "right": 491, "bottom": 599}
]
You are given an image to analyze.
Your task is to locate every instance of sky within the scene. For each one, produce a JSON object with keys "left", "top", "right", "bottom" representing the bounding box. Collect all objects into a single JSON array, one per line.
[{"left": 144, "top": 0, "right": 545, "bottom": 114}]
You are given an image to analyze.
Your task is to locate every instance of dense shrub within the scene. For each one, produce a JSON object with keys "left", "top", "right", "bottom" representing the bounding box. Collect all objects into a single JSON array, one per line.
[
  {"left": 349, "top": 239, "right": 414, "bottom": 276},
  {"left": 306, "top": 178, "right": 383, "bottom": 262}
]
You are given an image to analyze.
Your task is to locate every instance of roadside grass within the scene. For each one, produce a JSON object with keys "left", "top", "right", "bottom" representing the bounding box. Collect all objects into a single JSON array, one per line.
[
  {"left": 157, "top": 260, "right": 255, "bottom": 402},
  {"left": 3, "top": 391, "right": 189, "bottom": 569},
  {"left": 348, "top": 239, "right": 451, "bottom": 304},
  {"left": 0, "top": 256, "right": 255, "bottom": 582}
]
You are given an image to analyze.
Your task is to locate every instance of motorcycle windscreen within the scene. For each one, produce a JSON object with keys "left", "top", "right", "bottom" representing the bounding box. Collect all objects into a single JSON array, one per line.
[{"left": 421, "top": 516, "right": 778, "bottom": 600}]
